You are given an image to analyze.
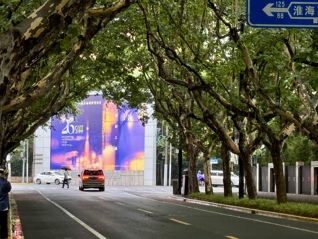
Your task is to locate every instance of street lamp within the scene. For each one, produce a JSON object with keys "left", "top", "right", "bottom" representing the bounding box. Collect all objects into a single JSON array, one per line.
[{"left": 20, "top": 140, "right": 29, "bottom": 183}]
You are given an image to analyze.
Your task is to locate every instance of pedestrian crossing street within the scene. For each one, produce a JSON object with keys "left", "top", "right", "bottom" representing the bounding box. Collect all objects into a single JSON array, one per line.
[
  {"left": 12, "top": 183, "right": 175, "bottom": 194},
  {"left": 12, "top": 183, "right": 235, "bottom": 195}
]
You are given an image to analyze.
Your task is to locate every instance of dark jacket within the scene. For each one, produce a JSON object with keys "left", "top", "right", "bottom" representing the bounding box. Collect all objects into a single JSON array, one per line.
[{"left": 0, "top": 177, "right": 11, "bottom": 210}]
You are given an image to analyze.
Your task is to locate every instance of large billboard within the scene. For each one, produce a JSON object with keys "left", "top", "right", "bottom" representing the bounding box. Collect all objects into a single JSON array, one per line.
[{"left": 50, "top": 95, "right": 145, "bottom": 171}]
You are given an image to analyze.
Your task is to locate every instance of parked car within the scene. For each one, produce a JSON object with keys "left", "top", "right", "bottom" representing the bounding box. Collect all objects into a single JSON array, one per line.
[
  {"left": 78, "top": 169, "right": 105, "bottom": 191},
  {"left": 33, "top": 171, "right": 71, "bottom": 185},
  {"left": 211, "top": 170, "right": 239, "bottom": 187}
]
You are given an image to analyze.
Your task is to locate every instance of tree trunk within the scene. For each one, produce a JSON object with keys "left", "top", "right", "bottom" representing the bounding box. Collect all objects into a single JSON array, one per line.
[
  {"left": 242, "top": 154, "right": 257, "bottom": 199},
  {"left": 221, "top": 142, "right": 232, "bottom": 197},
  {"left": 187, "top": 145, "right": 200, "bottom": 194},
  {"left": 203, "top": 155, "right": 213, "bottom": 195},
  {"left": 182, "top": 125, "right": 200, "bottom": 194},
  {"left": 270, "top": 142, "right": 287, "bottom": 204},
  {"left": 238, "top": 155, "right": 245, "bottom": 199},
  {"left": 235, "top": 119, "right": 259, "bottom": 200}
]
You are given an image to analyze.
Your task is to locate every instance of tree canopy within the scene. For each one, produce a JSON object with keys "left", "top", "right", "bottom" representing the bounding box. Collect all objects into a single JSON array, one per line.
[
  {"left": 0, "top": 0, "right": 137, "bottom": 164},
  {"left": 2, "top": 0, "right": 318, "bottom": 203}
]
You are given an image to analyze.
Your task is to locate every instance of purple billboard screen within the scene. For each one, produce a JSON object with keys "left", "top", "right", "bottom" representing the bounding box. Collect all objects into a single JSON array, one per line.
[{"left": 50, "top": 95, "right": 145, "bottom": 170}]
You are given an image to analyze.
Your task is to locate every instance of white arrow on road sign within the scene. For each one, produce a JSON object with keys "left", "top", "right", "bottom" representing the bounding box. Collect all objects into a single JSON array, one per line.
[
  {"left": 262, "top": 3, "right": 289, "bottom": 17},
  {"left": 263, "top": 2, "right": 318, "bottom": 23}
]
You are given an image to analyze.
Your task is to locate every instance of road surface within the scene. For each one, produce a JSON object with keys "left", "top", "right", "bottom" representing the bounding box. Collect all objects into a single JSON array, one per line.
[{"left": 11, "top": 184, "right": 318, "bottom": 239}]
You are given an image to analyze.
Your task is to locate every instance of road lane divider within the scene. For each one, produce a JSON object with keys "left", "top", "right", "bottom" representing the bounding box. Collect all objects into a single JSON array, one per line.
[
  {"left": 38, "top": 190, "right": 107, "bottom": 239},
  {"left": 138, "top": 209, "right": 154, "bottom": 214},
  {"left": 225, "top": 236, "right": 239, "bottom": 239},
  {"left": 98, "top": 197, "right": 126, "bottom": 206},
  {"left": 169, "top": 218, "right": 191, "bottom": 225}
]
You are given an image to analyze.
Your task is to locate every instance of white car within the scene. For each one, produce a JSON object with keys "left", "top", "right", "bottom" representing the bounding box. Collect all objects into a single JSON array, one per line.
[
  {"left": 33, "top": 171, "right": 70, "bottom": 185},
  {"left": 211, "top": 170, "right": 239, "bottom": 187}
]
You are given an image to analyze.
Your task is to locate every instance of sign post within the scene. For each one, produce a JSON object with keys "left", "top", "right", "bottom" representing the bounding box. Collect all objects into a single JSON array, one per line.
[
  {"left": 210, "top": 158, "right": 218, "bottom": 171},
  {"left": 247, "top": 0, "right": 318, "bottom": 28}
]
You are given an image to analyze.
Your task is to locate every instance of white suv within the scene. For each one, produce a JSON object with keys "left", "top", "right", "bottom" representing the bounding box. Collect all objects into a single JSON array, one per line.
[{"left": 211, "top": 170, "right": 239, "bottom": 187}]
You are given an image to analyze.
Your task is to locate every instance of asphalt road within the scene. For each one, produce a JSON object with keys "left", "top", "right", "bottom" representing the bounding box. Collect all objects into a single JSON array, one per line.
[{"left": 11, "top": 184, "right": 318, "bottom": 239}]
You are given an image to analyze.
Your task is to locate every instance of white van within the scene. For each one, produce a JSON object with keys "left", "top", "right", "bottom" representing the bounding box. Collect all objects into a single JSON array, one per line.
[{"left": 211, "top": 170, "right": 239, "bottom": 187}]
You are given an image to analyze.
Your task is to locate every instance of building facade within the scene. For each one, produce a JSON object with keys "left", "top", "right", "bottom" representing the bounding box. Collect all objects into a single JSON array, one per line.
[{"left": 33, "top": 95, "right": 157, "bottom": 186}]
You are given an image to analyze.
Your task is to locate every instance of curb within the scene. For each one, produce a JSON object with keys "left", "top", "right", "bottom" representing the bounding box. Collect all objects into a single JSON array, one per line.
[{"left": 9, "top": 193, "right": 24, "bottom": 239}]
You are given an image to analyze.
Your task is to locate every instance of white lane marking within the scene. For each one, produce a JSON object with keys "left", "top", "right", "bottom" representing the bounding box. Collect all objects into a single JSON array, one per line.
[
  {"left": 94, "top": 188, "right": 318, "bottom": 235},
  {"left": 38, "top": 190, "right": 107, "bottom": 239},
  {"left": 168, "top": 202, "right": 318, "bottom": 235},
  {"left": 138, "top": 209, "right": 153, "bottom": 214},
  {"left": 98, "top": 197, "right": 126, "bottom": 206}
]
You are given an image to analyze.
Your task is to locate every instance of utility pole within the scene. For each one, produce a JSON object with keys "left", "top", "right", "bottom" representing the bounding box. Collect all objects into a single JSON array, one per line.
[
  {"left": 20, "top": 139, "right": 28, "bottom": 183},
  {"left": 168, "top": 143, "right": 172, "bottom": 186},
  {"left": 6, "top": 154, "right": 11, "bottom": 181},
  {"left": 20, "top": 141, "right": 25, "bottom": 183},
  {"left": 177, "top": 147, "right": 182, "bottom": 194},
  {"left": 26, "top": 139, "right": 29, "bottom": 183},
  {"left": 164, "top": 126, "right": 168, "bottom": 186}
]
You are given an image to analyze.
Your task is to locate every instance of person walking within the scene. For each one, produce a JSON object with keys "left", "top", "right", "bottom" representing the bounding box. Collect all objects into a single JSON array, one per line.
[
  {"left": 197, "top": 170, "right": 205, "bottom": 186},
  {"left": 0, "top": 168, "right": 12, "bottom": 239},
  {"left": 61, "top": 169, "right": 69, "bottom": 188}
]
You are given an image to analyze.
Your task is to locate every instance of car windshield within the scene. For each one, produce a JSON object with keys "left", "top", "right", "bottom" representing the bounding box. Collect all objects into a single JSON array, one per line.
[{"left": 83, "top": 170, "right": 103, "bottom": 176}]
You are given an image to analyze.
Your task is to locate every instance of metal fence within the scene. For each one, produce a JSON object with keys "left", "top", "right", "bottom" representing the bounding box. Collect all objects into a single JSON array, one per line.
[{"left": 254, "top": 161, "right": 318, "bottom": 195}]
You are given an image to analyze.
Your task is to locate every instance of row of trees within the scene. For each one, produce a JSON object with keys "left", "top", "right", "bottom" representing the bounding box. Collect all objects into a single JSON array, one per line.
[
  {"left": 136, "top": 1, "right": 318, "bottom": 203},
  {"left": 1, "top": 0, "right": 318, "bottom": 204}
]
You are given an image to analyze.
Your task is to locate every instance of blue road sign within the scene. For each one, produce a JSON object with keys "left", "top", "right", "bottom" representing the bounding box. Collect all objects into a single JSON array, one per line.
[
  {"left": 247, "top": 0, "right": 318, "bottom": 28},
  {"left": 210, "top": 158, "right": 218, "bottom": 164}
]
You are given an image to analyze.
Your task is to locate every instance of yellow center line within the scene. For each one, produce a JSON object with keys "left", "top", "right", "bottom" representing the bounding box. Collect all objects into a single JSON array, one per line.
[
  {"left": 225, "top": 236, "right": 239, "bottom": 239},
  {"left": 169, "top": 218, "right": 191, "bottom": 225}
]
